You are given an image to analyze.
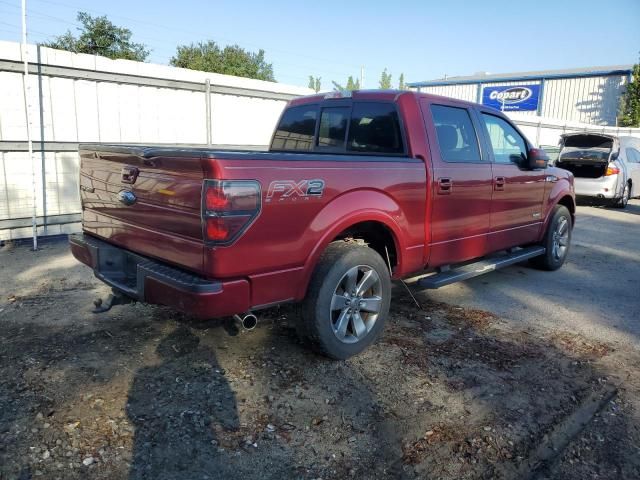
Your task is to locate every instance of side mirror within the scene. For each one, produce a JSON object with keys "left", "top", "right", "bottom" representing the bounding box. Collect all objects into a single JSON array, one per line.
[{"left": 527, "top": 148, "right": 549, "bottom": 170}]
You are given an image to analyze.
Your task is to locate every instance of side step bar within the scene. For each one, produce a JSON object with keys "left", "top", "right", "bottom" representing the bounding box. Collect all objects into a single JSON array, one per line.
[{"left": 417, "top": 246, "right": 546, "bottom": 289}]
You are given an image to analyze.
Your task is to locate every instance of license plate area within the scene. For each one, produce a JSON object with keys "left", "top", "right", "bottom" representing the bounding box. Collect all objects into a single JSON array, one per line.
[{"left": 96, "top": 247, "right": 142, "bottom": 296}]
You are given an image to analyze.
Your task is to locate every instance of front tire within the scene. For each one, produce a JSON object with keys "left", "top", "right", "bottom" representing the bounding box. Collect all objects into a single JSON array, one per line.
[
  {"left": 530, "top": 205, "right": 572, "bottom": 271},
  {"left": 299, "top": 241, "right": 391, "bottom": 360}
]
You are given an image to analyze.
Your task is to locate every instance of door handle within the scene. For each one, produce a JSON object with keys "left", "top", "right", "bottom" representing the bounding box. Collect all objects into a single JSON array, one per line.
[
  {"left": 494, "top": 176, "right": 506, "bottom": 191},
  {"left": 437, "top": 177, "right": 452, "bottom": 194}
]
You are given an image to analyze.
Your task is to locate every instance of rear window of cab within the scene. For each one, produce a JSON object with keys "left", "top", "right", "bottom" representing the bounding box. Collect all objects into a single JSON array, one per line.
[{"left": 271, "top": 102, "right": 405, "bottom": 155}]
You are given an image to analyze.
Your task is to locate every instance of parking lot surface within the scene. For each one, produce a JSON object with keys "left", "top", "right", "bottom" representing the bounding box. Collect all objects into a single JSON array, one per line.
[
  {"left": 419, "top": 200, "right": 640, "bottom": 348},
  {"left": 0, "top": 201, "right": 639, "bottom": 480}
]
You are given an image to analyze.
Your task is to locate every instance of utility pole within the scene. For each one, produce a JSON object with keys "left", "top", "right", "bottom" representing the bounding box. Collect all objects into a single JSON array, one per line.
[
  {"left": 21, "top": 0, "right": 37, "bottom": 250},
  {"left": 360, "top": 66, "right": 364, "bottom": 89}
]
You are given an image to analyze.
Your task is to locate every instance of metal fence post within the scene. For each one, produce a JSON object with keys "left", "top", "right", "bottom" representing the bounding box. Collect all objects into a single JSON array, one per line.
[
  {"left": 21, "top": 0, "right": 37, "bottom": 250},
  {"left": 536, "top": 79, "right": 545, "bottom": 116},
  {"left": 205, "top": 79, "right": 212, "bottom": 147},
  {"left": 37, "top": 44, "right": 47, "bottom": 235}
]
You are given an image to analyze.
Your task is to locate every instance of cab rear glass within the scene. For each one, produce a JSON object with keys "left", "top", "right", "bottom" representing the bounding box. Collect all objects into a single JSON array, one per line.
[{"left": 270, "top": 101, "right": 405, "bottom": 155}]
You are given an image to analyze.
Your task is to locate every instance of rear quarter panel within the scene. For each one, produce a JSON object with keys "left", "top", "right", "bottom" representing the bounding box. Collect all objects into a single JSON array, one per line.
[{"left": 207, "top": 157, "right": 426, "bottom": 306}]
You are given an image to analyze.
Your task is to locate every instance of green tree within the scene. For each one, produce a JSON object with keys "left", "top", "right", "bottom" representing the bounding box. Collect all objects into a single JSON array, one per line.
[
  {"left": 618, "top": 60, "right": 640, "bottom": 127},
  {"left": 331, "top": 75, "right": 360, "bottom": 91},
  {"left": 379, "top": 68, "right": 392, "bottom": 89},
  {"left": 43, "top": 12, "right": 148, "bottom": 61},
  {"left": 398, "top": 73, "right": 406, "bottom": 90},
  {"left": 308, "top": 75, "right": 321, "bottom": 92},
  {"left": 170, "top": 41, "right": 275, "bottom": 81},
  {"left": 346, "top": 76, "right": 360, "bottom": 90}
]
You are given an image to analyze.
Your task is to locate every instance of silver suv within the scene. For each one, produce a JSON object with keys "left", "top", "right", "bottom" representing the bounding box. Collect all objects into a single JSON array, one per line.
[{"left": 556, "top": 134, "right": 640, "bottom": 208}]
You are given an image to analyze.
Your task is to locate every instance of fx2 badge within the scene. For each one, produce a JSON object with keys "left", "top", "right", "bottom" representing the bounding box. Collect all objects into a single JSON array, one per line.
[{"left": 266, "top": 179, "right": 325, "bottom": 202}]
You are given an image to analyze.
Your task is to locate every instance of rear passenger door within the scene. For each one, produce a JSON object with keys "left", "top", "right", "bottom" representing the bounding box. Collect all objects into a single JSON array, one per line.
[
  {"left": 624, "top": 146, "right": 640, "bottom": 194},
  {"left": 477, "top": 111, "right": 546, "bottom": 251},
  {"left": 421, "top": 100, "right": 493, "bottom": 266}
]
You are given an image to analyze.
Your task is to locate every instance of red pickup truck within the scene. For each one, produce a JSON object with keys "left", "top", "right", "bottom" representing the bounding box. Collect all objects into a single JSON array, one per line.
[{"left": 70, "top": 90, "right": 575, "bottom": 359}]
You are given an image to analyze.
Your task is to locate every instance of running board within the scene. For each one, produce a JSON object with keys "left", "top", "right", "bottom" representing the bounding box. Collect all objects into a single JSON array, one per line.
[{"left": 417, "top": 246, "right": 546, "bottom": 289}]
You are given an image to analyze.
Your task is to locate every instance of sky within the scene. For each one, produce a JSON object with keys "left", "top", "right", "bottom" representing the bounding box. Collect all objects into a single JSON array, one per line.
[{"left": 0, "top": 0, "right": 638, "bottom": 89}]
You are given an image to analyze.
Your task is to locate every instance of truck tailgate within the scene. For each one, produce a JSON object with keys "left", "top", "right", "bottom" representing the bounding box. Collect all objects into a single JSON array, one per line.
[{"left": 79, "top": 145, "right": 206, "bottom": 274}]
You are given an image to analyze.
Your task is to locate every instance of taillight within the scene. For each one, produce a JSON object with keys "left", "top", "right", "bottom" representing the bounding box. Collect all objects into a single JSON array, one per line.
[
  {"left": 202, "top": 180, "right": 261, "bottom": 245},
  {"left": 605, "top": 165, "right": 620, "bottom": 176}
]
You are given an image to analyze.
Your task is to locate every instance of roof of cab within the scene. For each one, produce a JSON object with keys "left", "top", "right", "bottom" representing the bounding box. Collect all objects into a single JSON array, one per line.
[{"left": 287, "top": 89, "right": 484, "bottom": 110}]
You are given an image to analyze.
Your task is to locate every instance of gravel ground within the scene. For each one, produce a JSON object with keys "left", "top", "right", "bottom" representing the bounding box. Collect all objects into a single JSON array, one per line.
[{"left": 0, "top": 203, "right": 639, "bottom": 480}]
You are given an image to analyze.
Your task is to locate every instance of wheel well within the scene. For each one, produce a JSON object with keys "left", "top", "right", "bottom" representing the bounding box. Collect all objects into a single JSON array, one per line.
[
  {"left": 557, "top": 195, "right": 575, "bottom": 224},
  {"left": 332, "top": 221, "right": 398, "bottom": 271}
]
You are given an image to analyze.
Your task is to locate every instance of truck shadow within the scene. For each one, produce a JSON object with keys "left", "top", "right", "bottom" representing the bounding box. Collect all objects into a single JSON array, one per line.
[{"left": 126, "top": 326, "right": 242, "bottom": 480}]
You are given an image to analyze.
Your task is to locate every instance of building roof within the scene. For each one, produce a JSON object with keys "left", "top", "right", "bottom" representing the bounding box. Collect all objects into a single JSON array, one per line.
[{"left": 407, "top": 65, "right": 633, "bottom": 88}]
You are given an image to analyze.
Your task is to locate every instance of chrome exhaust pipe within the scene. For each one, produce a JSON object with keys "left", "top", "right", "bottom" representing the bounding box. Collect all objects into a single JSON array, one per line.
[{"left": 233, "top": 313, "right": 258, "bottom": 331}]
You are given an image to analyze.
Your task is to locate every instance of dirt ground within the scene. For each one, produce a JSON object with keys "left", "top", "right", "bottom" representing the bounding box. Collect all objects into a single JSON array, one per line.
[{"left": 1, "top": 209, "right": 639, "bottom": 479}]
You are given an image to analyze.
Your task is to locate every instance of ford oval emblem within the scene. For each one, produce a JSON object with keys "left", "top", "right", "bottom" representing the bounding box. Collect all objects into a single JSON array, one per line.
[
  {"left": 118, "top": 190, "right": 137, "bottom": 206},
  {"left": 489, "top": 86, "right": 533, "bottom": 104}
]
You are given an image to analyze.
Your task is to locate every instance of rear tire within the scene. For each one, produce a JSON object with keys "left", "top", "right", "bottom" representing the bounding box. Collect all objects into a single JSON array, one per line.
[
  {"left": 299, "top": 241, "right": 391, "bottom": 360},
  {"left": 530, "top": 205, "right": 572, "bottom": 271},
  {"left": 612, "top": 182, "right": 630, "bottom": 209}
]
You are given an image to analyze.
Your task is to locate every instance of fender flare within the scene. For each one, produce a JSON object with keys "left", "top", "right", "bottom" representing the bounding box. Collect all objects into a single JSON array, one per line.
[
  {"left": 294, "top": 190, "right": 408, "bottom": 299},
  {"left": 541, "top": 183, "right": 575, "bottom": 239}
]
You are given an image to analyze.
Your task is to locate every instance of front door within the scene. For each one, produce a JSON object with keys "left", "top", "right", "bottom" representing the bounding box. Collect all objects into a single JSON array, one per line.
[
  {"left": 477, "top": 111, "right": 547, "bottom": 252},
  {"left": 421, "top": 100, "right": 493, "bottom": 267}
]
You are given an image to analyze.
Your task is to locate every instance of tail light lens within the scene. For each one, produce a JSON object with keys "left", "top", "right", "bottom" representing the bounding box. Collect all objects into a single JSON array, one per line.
[
  {"left": 605, "top": 165, "right": 620, "bottom": 176},
  {"left": 202, "top": 180, "right": 261, "bottom": 245}
]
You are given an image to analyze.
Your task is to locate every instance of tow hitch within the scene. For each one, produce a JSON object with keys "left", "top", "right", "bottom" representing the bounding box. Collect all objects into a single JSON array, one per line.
[{"left": 92, "top": 289, "right": 135, "bottom": 313}]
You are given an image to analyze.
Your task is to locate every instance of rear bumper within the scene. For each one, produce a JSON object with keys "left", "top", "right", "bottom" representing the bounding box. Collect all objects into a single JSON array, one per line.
[
  {"left": 574, "top": 175, "right": 620, "bottom": 199},
  {"left": 69, "top": 233, "right": 250, "bottom": 319}
]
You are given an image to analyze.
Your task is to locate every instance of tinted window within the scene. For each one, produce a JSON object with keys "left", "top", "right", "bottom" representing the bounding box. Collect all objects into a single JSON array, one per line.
[
  {"left": 626, "top": 148, "right": 640, "bottom": 163},
  {"left": 271, "top": 105, "right": 317, "bottom": 151},
  {"left": 430, "top": 105, "right": 481, "bottom": 162},
  {"left": 481, "top": 113, "right": 527, "bottom": 164},
  {"left": 317, "top": 107, "right": 349, "bottom": 148},
  {"left": 347, "top": 103, "right": 404, "bottom": 154}
]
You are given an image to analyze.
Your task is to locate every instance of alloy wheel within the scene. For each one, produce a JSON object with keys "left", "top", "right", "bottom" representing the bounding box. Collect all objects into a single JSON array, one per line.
[
  {"left": 330, "top": 265, "right": 383, "bottom": 344},
  {"left": 551, "top": 216, "right": 569, "bottom": 261}
]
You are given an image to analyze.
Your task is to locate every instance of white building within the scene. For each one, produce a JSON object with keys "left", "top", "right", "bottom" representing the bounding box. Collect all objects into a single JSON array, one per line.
[{"left": 408, "top": 65, "right": 633, "bottom": 126}]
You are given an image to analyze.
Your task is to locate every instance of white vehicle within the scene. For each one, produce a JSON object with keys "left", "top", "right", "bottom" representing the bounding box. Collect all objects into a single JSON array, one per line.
[{"left": 556, "top": 134, "right": 640, "bottom": 208}]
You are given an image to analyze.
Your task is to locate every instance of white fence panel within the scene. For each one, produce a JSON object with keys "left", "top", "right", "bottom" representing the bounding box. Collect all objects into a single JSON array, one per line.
[
  {"left": 0, "top": 72, "right": 27, "bottom": 139},
  {"left": 0, "top": 40, "right": 312, "bottom": 240},
  {"left": 211, "top": 93, "right": 285, "bottom": 146}
]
